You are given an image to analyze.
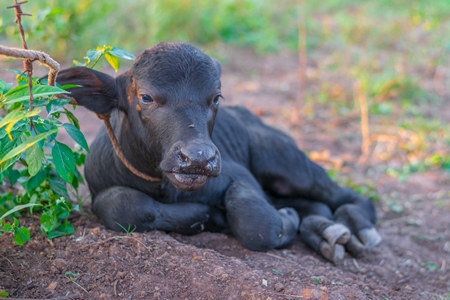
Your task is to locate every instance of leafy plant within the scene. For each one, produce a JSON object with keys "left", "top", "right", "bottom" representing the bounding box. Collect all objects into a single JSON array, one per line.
[
  {"left": 0, "top": 45, "right": 134, "bottom": 245},
  {"left": 0, "top": 203, "right": 40, "bottom": 246},
  {"left": 73, "top": 45, "right": 135, "bottom": 72},
  {"left": 0, "top": 75, "right": 83, "bottom": 243}
]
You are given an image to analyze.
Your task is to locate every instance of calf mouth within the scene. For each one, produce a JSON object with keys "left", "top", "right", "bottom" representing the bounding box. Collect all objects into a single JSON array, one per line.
[{"left": 164, "top": 172, "right": 210, "bottom": 191}]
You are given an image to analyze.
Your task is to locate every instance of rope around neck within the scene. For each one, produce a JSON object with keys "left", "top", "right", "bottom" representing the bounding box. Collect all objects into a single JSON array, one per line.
[{"left": 96, "top": 114, "right": 161, "bottom": 182}]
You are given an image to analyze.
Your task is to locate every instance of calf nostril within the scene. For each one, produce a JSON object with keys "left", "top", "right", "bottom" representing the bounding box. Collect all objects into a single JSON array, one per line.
[
  {"left": 206, "top": 156, "right": 218, "bottom": 172},
  {"left": 178, "top": 149, "right": 191, "bottom": 163},
  {"left": 177, "top": 144, "right": 219, "bottom": 171}
]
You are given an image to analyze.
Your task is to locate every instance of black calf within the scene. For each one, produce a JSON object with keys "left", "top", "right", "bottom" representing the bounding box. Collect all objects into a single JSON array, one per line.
[{"left": 55, "top": 42, "right": 381, "bottom": 263}]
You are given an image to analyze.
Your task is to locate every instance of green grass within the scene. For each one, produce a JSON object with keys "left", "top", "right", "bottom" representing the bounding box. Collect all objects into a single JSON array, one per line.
[{"left": 0, "top": 0, "right": 298, "bottom": 60}]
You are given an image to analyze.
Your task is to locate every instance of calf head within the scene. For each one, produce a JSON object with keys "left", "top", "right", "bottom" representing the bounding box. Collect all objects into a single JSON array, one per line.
[{"left": 56, "top": 42, "right": 222, "bottom": 191}]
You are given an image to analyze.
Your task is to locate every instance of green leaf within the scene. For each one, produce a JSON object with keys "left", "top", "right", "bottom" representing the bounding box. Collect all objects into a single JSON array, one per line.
[
  {"left": 0, "top": 120, "right": 26, "bottom": 139},
  {"left": 109, "top": 47, "right": 135, "bottom": 60},
  {"left": 0, "top": 108, "right": 41, "bottom": 128},
  {"left": 0, "top": 108, "right": 41, "bottom": 139},
  {"left": 8, "top": 169, "right": 20, "bottom": 185},
  {"left": 14, "top": 227, "right": 30, "bottom": 246},
  {"left": 47, "top": 221, "right": 74, "bottom": 239},
  {"left": 64, "top": 108, "right": 80, "bottom": 129},
  {"left": 85, "top": 49, "right": 102, "bottom": 63},
  {"left": 0, "top": 129, "right": 58, "bottom": 167},
  {"left": 52, "top": 141, "right": 76, "bottom": 183},
  {"left": 71, "top": 167, "right": 84, "bottom": 188},
  {"left": 0, "top": 79, "right": 13, "bottom": 94},
  {"left": 40, "top": 209, "right": 57, "bottom": 234},
  {"left": 105, "top": 52, "right": 120, "bottom": 72},
  {"left": 46, "top": 98, "right": 71, "bottom": 116},
  {"left": 60, "top": 84, "right": 82, "bottom": 90},
  {"left": 0, "top": 132, "right": 25, "bottom": 172},
  {"left": 0, "top": 130, "right": 23, "bottom": 153},
  {"left": 26, "top": 144, "right": 44, "bottom": 176},
  {"left": 62, "top": 123, "right": 89, "bottom": 152},
  {"left": 3, "top": 84, "right": 69, "bottom": 104},
  {"left": 27, "top": 169, "right": 46, "bottom": 191},
  {"left": 0, "top": 291, "right": 9, "bottom": 297},
  {"left": 2, "top": 223, "right": 13, "bottom": 232},
  {"left": 0, "top": 203, "right": 42, "bottom": 220},
  {"left": 4, "top": 68, "right": 22, "bottom": 75},
  {"left": 72, "top": 60, "right": 86, "bottom": 67},
  {"left": 57, "top": 208, "right": 70, "bottom": 219},
  {"left": 49, "top": 175, "right": 70, "bottom": 199}
]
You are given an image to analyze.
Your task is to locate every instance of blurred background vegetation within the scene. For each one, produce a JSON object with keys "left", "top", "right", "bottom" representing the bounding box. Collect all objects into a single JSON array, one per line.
[{"left": 1, "top": 0, "right": 449, "bottom": 183}]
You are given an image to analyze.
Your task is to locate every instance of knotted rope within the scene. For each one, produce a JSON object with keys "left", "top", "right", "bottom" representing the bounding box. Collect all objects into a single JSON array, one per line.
[{"left": 0, "top": 46, "right": 60, "bottom": 86}]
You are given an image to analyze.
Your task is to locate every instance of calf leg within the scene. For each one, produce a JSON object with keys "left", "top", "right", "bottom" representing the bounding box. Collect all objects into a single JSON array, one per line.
[
  {"left": 275, "top": 198, "right": 350, "bottom": 263},
  {"left": 333, "top": 194, "right": 382, "bottom": 257},
  {"left": 243, "top": 113, "right": 381, "bottom": 259},
  {"left": 224, "top": 181, "right": 299, "bottom": 251},
  {"left": 93, "top": 186, "right": 226, "bottom": 235}
]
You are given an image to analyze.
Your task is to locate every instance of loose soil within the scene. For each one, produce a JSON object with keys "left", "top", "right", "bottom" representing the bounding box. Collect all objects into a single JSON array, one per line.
[{"left": 1, "top": 47, "right": 449, "bottom": 300}]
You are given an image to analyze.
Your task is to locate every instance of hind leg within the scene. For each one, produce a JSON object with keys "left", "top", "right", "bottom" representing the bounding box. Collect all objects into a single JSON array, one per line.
[
  {"left": 332, "top": 190, "right": 382, "bottom": 257},
  {"left": 92, "top": 186, "right": 226, "bottom": 234},
  {"left": 275, "top": 193, "right": 380, "bottom": 262},
  {"left": 275, "top": 198, "right": 351, "bottom": 263},
  {"left": 244, "top": 115, "right": 381, "bottom": 259}
]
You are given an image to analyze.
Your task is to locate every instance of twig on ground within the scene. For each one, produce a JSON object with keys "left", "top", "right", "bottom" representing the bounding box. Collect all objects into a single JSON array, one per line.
[
  {"left": 205, "top": 272, "right": 218, "bottom": 279},
  {"left": 265, "top": 291, "right": 305, "bottom": 299},
  {"left": 0, "top": 254, "right": 14, "bottom": 267},
  {"left": 266, "top": 252, "right": 298, "bottom": 265},
  {"left": 79, "top": 235, "right": 154, "bottom": 255},
  {"left": 113, "top": 280, "right": 118, "bottom": 296},
  {"left": 65, "top": 276, "right": 89, "bottom": 295}
]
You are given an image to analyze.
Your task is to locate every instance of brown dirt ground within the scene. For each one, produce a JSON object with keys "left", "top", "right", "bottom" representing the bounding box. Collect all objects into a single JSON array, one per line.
[{"left": 1, "top": 47, "right": 450, "bottom": 300}]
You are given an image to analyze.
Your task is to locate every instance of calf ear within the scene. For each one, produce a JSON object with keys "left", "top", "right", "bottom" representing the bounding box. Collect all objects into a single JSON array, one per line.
[{"left": 55, "top": 67, "right": 118, "bottom": 115}]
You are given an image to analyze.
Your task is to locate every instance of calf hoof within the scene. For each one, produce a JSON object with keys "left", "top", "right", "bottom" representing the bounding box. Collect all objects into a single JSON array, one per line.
[
  {"left": 300, "top": 215, "right": 351, "bottom": 264},
  {"left": 359, "top": 227, "right": 382, "bottom": 248},
  {"left": 279, "top": 207, "right": 300, "bottom": 232},
  {"left": 346, "top": 228, "right": 382, "bottom": 257},
  {"left": 320, "top": 242, "right": 345, "bottom": 264},
  {"left": 322, "top": 223, "right": 351, "bottom": 246},
  {"left": 277, "top": 207, "right": 300, "bottom": 248},
  {"left": 333, "top": 204, "right": 382, "bottom": 257}
]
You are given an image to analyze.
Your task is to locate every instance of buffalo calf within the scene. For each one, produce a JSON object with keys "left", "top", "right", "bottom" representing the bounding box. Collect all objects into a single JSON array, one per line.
[{"left": 56, "top": 42, "right": 381, "bottom": 263}]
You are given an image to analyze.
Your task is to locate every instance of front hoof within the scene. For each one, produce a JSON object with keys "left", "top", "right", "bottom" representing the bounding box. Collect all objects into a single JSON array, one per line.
[{"left": 279, "top": 207, "right": 300, "bottom": 232}]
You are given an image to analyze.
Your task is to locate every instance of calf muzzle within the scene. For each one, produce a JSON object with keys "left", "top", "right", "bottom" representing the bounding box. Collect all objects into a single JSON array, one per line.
[{"left": 160, "top": 140, "right": 221, "bottom": 191}]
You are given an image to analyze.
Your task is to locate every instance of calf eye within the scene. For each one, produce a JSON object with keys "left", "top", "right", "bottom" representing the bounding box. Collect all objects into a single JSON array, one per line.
[
  {"left": 140, "top": 94, "right": 153, "bottom": 104},
  {"left": 213, "top": 95, "right": 221, "bottom": 105}
]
